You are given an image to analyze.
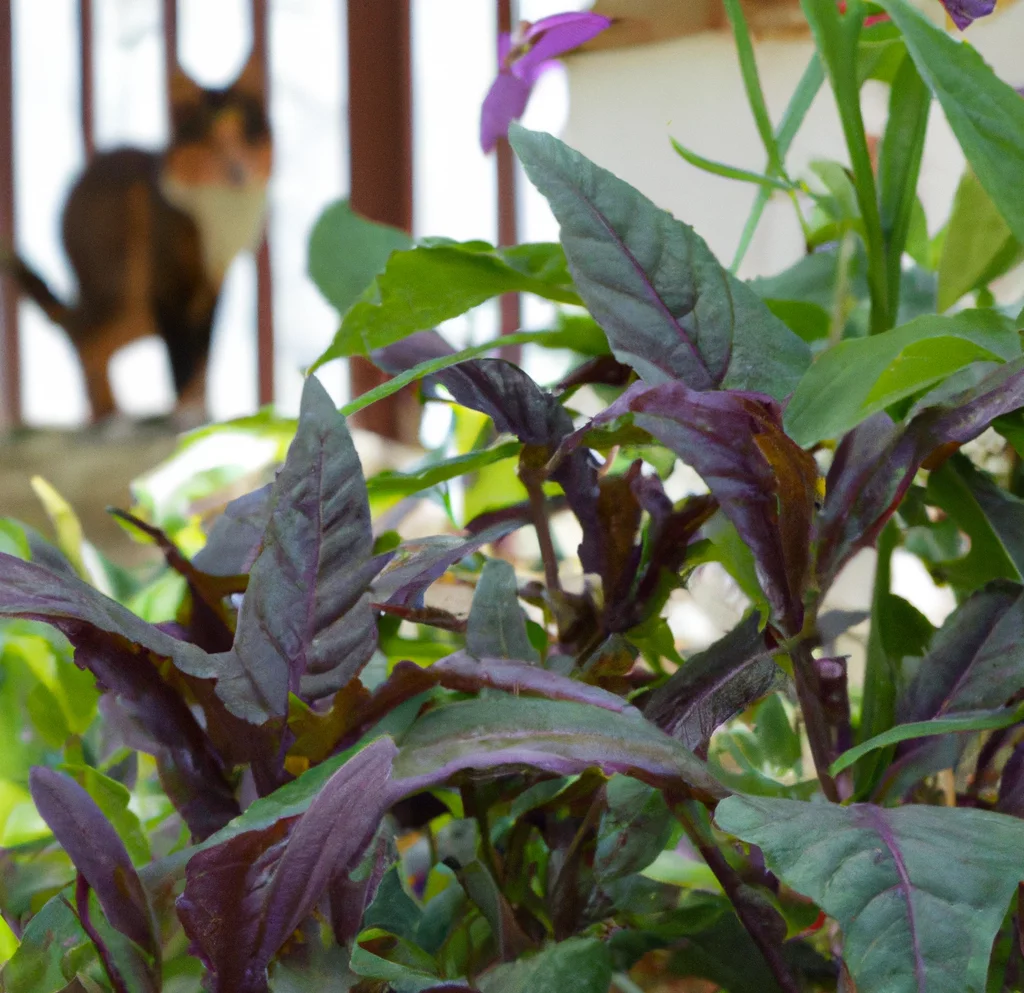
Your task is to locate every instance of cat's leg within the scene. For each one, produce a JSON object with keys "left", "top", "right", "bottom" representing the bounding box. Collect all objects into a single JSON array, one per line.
[{"left": 163, "top": 299, "right": 216, "bottom": 427}]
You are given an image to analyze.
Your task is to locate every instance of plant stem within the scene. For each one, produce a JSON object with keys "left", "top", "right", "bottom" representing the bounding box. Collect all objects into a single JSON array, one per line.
[
  {"left": 520, "top": 463, "right": 562, "bottom": 596},
  {"left": 674, "top": 800, "right": 801, "bottom": 993},
  {"left": 791, "top": 641, "right": 841, "bottom": 802}
]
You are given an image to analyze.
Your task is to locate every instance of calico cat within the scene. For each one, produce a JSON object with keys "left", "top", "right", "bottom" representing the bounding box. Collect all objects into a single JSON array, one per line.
[{"left": 5, "top": 56, "right": 272, "bottom": 423}]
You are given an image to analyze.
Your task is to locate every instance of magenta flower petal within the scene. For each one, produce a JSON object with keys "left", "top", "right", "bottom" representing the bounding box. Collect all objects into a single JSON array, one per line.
[
  {"left": 513, "top": 12, "right": 613, "bottom": 77},
  {"left": 940, "top": 0, "right": 994, "bottom": 29},
  {"left": 481, "top": 70, "right": 534, "bottom": 153}
]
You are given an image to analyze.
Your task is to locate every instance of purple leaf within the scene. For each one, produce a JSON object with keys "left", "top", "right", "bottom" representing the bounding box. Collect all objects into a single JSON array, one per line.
[
  {"left": 883, "top": 581, "right": 1024, "bottom": 794},
  {"left": 998, "top": 739, "right": 1024, "bottom": 816},
  {"left": 643, "top": 613, "right": 780, "bottom": 755},
  {"left": 341, "top": 649, "right": 637, "bottom": 746},
  {"left": 233, "top": 375, "right": 379, "bottom": 705},
  {"left": 429, "top": 357, "right": 603, "bottom": 575},
  {"left": 29, "top": 768, "right": 158, "bottom": 959},
  {"left": 557, "top": 381, "right": 817, "bottom": 633},
  {"left": 392, "top": 696, "right": 726, "bottom": 802},
  {"left": 371, "top": 520, "right": 522, "bottom": 607},
  {"left": 81, "top": 637, "right": 240, "bottom": 841},
  {"left": 0, "top": 551, "right": 279, "bottom": 723},
  {"left": 176, "top": 737, "right": 399, "bottom": 993},
  {"left": 509, "top": 126, "right": 810, "bottom": 398},
  {"left": 717, "top": 796, "right": 1024, "bottom": 993},
  {"left": 193, "top": 483, "right": 272, "bottom": 577},
  {"left": 817, "top": 358, "right": 1024, "bottom": 586},
  {"left": 466, "top": 559, "right": 539, "bottom": 662}
]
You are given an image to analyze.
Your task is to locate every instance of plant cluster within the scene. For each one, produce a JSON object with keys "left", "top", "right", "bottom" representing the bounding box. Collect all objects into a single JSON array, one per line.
[{"left": 4, "top": 0, "right": 1024, "bottom": 990}]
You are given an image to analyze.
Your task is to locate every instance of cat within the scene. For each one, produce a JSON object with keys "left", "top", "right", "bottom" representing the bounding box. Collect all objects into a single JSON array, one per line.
[{"left": 4, "top": 56, "right": 272, "bottom": 424}]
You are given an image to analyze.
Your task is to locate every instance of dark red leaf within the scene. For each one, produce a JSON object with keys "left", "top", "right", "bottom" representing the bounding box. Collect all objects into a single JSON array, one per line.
[
  {"left": 817, "top": 358, "right": 1024, "bottom": 587},
  {"left": 29, "top": 768, "right": 158, "bottom": 959},
  {"left": 233, "top": 375, "right": 379, "bottom": 706}
]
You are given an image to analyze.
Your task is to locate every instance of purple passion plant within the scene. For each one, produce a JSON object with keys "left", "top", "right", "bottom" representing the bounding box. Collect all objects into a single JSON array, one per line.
[{"left": 4, "top": 0, "right": 1024, "bottom": 990}]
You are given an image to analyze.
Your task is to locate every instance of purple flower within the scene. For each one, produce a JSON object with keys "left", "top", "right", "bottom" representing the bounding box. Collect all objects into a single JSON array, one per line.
[
  {"left": 941, "top": 0, "right": 995, "bottom": 30},
  {"left": 480, "top": 12, "right": 612, "bottom": 153}
]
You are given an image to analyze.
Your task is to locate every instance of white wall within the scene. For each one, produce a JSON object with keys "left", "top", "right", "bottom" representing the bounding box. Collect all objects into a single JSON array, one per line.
[{"left": 560, "top": 2, "right": 1024, "bottom": 280}]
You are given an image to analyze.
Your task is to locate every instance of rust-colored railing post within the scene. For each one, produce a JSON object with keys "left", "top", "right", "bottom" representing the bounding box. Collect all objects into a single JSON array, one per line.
[
  {"left": 0, "top": 0, "right": 18, "bottom": 429},
  {"left": 496, "top": 0, "right": 521, "bottom": 358},
  {"left": 163, "top": 0, "right": 177, "bottom": 85},
  {"left": 81, "top": 0, "right": 95, "bottom": 158},
  {"left": 346, "top": 0, "right": 419, "bottom": 442},
  {"left": 252, "top": 0, "right": 274, "bottom": 407}
]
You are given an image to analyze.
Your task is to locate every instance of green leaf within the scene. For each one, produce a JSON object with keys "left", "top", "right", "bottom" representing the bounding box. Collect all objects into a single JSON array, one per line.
[
  {"left": 0, "top": 519, "right": 29, "bottom": 559},
  {"left": 879, "top": 0, "right": 1024, "bottom": 245},
  {"left": 831, "top": 701, "right": 1024, "bottom": 775},
  {"left": 937, "top": 168, "right": 1021, "bottom": 312},
  {"left": 800, "top": 0, "right": 891, "bottom": 331},
  {"left": 877, "top": 54, "right": 930, "bottom": 317},
  {"left": 926, "top": 455, "right": 1024, "bottom": 589},
  {"left": 594, "top": 776, "right": 674, "bottom": 883},
  {"left": 308, "top": 198, "right": 413, "bottom": 315},
  {"left": 312, "top": 241, "right": 579, "bottom": 364},
  {"left": 670, "top": 138, "right": 792, "bottom": 191},
  {"left": 722, "top": 0, "right": 781, "bottom": 174},
  {"left": 392, "top": 696, "right": 725, "bottom": 800},
  {"left": 367, "top": 443, "right": 522, "bottom": 502},
  {"left": 466, "top": 559, "right": 539, "bottom": 663},
  {"left": 733, "top": 54, "right": 825, "bottom": 271},
  {"left": 0, "top": 892, "right": 88, "bottom": 993},
  {"left": 716, "top": 795, "right": 1024, "bottom": 993},
  {"left": 509, "top": 125, "right": 810, "bottom": 399},
  {"left": 350, "top": 928, "right": 442, "bottom": 992},
  {"left": 477, "top": 937, "right": 612, "bottom": 993},
  {"left": 0, "top": 915, "right": 17, "bottom": 968},
  {"left": 784, "top": 310, "right": 1020, "bottom": 446}
]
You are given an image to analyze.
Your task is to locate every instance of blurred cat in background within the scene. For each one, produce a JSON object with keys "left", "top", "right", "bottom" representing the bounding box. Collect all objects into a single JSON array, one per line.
[{"left": 4, "top": 55, "right": 271, "bottom": 424}]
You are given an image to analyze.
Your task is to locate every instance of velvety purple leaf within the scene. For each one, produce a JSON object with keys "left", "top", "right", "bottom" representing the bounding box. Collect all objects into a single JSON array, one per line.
[
  {"left": 177, "top": 737, "right": 399, "bottom": 993},
  {"left": 328, "top": 828, "right": 392, "bottom": 945},
  {"left": 0, "top": 561, "right": 240, "bottom": 837},
  {"left": 604, "top": 479, "right": 717, "bottom": 633},
  {"left": 817, "top": 357, "right": 1024, "bottom": 587},
  {"left": 0, "top": 551, "right": 278, "bottom": 723},
  {"left": 112, "top": 509, "right": 237, "bottom": 653},
  {"left": 429, "top": 357, "right": 602, "bottom": 575},
  {"left": 467, "top": 559, "right": 539, "bottom": 662},
  {"left": 29, "top": 768, "right": 158, "bottom": 959},
  {"left": 558, "top": 381, "right": 817, "bottom": 633},
  {"left": 193, "top": 483, "right": 272, "bottom": 577},
  {"left": 883, "top": 581, "right": 1024, "bottom": 794},
  {"left": 82, "top": 638, "right": 240, "bottom": 841},
  {"left": 234, "top": 375, "right": 379, "bottom": 706},
  {"left": 371, "top": 328, "right": 456, "bottom": 374},
  {"left": 393, "top": 696, "right": 726, "bottom": 802},
  {"left": 255, "top": 736, "right": 398, "bottom": 962},
  {"left": 717, "top": 796, "right": 1024, "bottom": 993},
  {"left": 555, "top": 354, "right": 634, "bottom": 392},
  {"left": 509, "top": 126, "right": 810, "bottom": 398},
  {"left": 997, "top": 739, "right": 1024, "bottom": 816},
  {"left": 176, "top": 818, "right": 291, "bottom": 993},
  {"left": 371, "top": 520, "right": 521, "bottom": 607},
  {"left": 344, "top": 650, "right": 637, "bottom": 746},
  {"left": 643, "top": 613, "right": 779, "bottom": 755},
  {"left": 940, "top": 0, "right": 994, "bottom": 29}
]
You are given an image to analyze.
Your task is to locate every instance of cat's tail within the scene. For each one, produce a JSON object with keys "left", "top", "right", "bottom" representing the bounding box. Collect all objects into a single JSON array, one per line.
[{"left": 0, "top": 248, "right": 72, "bottom": 327}]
